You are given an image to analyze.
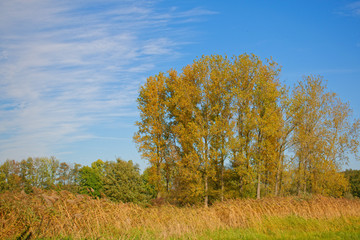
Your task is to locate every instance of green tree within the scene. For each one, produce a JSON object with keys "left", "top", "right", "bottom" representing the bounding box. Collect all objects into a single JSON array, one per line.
[
  {"left": 0, "top": 160, "right": 21, "bottom": 192},
  {"left": 66, "top": 163, "right": 82, "bottom": 193},
  {"left": 19, "top": 158, "right": 35, "bottom": 193},
  {"left": 78, "top": 159, "right": 104, "bottom": 198},
  {"left": 38, "top": 157, "right": 59, "bottom": 189},
  {"left": 141, "top": 167, "right": 157, "bottom": 200},
  {"left": 102, "top": 158, "right": 149, "bottom": 204},
  {"left": 344, "top": 169, "right": 360, "bottom": 197},
  {"left": 57, "top": 162, "right": 70, "bottom": 188}
]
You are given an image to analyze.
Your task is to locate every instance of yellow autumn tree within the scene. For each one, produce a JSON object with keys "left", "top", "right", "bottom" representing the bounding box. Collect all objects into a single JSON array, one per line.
[
  {"left": 167, "top": 55, "right": 233, "bottom": 206},
  {"left": 135, "top": 54, "right": 359, "bottom": 205},
  {"left": 228, "top": 54, "right": 282, "bottom": 199},
  {"left": 134, "top": 73, "right": 173, "bottom": 196},
  {"left": 228, "top": 54, "right": 258, "bottom": 198},
  {"left": 291, "top": 76, "right": 359, "bottom": 196}
]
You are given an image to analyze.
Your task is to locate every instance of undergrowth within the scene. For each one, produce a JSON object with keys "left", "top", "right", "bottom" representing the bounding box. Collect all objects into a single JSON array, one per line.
[{"left": 1, "top": 189, "right": 360, "bottom": 239}]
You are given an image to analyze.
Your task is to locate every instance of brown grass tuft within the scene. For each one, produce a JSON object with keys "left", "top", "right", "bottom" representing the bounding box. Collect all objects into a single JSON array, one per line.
[{"left": 1, "top": 190, "right": 360, "bottom": 239}]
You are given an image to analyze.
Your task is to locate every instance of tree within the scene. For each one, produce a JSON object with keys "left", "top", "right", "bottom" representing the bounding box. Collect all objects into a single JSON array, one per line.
[
  {"left": 166, "top": 67, "right": 205, "bottom": 205},
  {"left": 78, "top": 159, "right": 104, "bottom": 198},
  {"left": 141, "top": 167, "right": 157, "bottom": 200},
  {"left": 248, "top": 56, "right": 281, "bottom": 199},
  {"left": 167, "top": 55, "right": 233, "bottom": 206},
  {"left": 228, "top": 54, "right": 282, "bottom": 199},
  {"left": 135, "top": 54, "right": 359, "bottom": 204},
  {"left": 228, "top": 54, "right": 258, "bottom": 198},
  {"left": 0, "top": 157, "right": 60, "bottom": 191},
  {"left": 0, "top": 160, "right": 21, "bottom": 192},
  {"left": 274, "top": 86, "right": 296, "bottom": 196},
  {"left": 291, "top": 76, "right": 358, "bottom": 196},
  {"left": 57, "top": 162, "right": 70, "bottom": 188},
  {"left": 102, "top": 158, "right": 149, "bottom": 204},
  {"left": 134, "top": 72, "right": 172, "bottom": 197},
  {"left": 67, "top": 163, "right": 82, "bottom": 193},
  {"left": 344, "top": 169, "right": 360, "bottom": 197},
  {"left": 19, "top": 158, "right": 39, "bottom": 193},
  {"left": 136, "top": 54, "right": 284, "bottom": 204},
  {"left": 207, "top": 56, "right": 233, "bottom": 202}
]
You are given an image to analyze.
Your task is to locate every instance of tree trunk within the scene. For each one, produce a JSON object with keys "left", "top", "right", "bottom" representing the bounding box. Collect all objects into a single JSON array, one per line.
[
  {"left": 274, "top": 173, "right": 279, "bottom": 196},
  {"left": 166, "top": 178, "right": 169, "bottom": 193},
  {"left": 297, "top": 157, "right": 302, "bottom": 196},
  {"left": 257, "top": 129, "right": 262, "bottom": 200},
  {"left": 221, "top": 160, "right": 224, "bottom": 202},
  {"left": 156, "top": 161, "right": 162, "bottom": 199},
  {"left": 303, "top": 163, "right": 307, "bottom": 194},
  {"left": 279, "top": 166, "right": 283, "bottom": 196},
  {"left": 204, "top": 173, "right": 209, "bottom": 207},
  {"left": 257, "top": 171, "right": 261, "bottom": 199},
  {"left": 275, "top": 152, "right": 283, "bottom": 196}
]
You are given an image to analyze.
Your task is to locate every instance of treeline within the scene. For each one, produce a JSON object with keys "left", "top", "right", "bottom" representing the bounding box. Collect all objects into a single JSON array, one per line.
[
  {"left": 0, "top": 157, "right": 155, "bottom": 204},
  {"left": 135, "top": 54, "right": 360, "bottom": 206},
  {"left": 1, "top": 54, "right": 359, "bottom": 207},
  {"left": 344, "top": 169, "right": 360, "bottom": 198},
  {"left": 1, "top": 157, "right": 359, "bottom": 205}
]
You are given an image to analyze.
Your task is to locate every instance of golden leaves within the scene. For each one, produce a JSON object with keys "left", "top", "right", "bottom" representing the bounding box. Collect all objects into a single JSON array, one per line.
[{"left": 135, "top": 54, "right": 360, "bottom": 203}]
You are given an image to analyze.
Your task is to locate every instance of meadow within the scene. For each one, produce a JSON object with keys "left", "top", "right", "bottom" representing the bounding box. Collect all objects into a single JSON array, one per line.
[{"left": 1, "top": 189, "right": 360, "bottom": 239}]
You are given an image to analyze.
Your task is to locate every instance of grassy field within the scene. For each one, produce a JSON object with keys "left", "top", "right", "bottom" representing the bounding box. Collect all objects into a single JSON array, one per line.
[{"left": 1, "top": 189, "right": 360, "bottom": 239}]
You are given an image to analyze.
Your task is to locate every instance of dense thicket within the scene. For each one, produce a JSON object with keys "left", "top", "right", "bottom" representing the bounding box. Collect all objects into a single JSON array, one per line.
[
  {"left": 0, "top": 157, "right": 154, "bottom": 204},
  {"left": 0, "top": 158, "right": 359, "bottom": 206},
  {"left": 135, "top": 54, "right": 360, "bottom": 206},
  {"left": 0, "top": 157, "right": 80, "bottom": 193},
  {"left": 344, "top": 169, "right": 360, "bottom": 198}
]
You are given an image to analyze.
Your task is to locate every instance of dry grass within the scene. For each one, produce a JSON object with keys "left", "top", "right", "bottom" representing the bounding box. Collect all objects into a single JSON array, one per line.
[{"left": 1, "top": 189, "right": 360, "bottom": 239}]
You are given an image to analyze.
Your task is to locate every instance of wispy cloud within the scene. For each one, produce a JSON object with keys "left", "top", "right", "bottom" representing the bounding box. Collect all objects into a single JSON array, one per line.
[
  {"left": 347, "top": 1, "right": 360, "bottom": 16},
  {"left": 0, "top": 0, "right": 214, "bottom": 161},
  {"left": 335, "top": 1, "right": 360, "bottom": 16}
]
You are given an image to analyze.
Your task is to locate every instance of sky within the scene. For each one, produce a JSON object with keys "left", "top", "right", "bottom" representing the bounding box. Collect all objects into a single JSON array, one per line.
[{"left": 1, "top": 0, "right": 360, "bottom": 170}]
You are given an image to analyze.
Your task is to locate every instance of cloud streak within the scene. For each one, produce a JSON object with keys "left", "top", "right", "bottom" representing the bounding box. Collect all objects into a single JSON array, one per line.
[
  {"left": 0, "top": 0, "right": 214, "bottom": 161},
  {"left": 335, "top": 1, "right": 360, "bottom": 17},
  {"left": 346, "top": 1, "right": 360, "bottom": 16}
]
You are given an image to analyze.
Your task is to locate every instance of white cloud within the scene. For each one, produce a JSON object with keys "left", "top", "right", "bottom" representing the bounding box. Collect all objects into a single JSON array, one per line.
[
  {"left": 347, "top": 1, "right": 360, "bottom": 16},
  {"left": 0, "top": 0, "right": 213, "bottom": 161},
  {"left": 336, "top": 1, "right": 360, "bottom": 16}
]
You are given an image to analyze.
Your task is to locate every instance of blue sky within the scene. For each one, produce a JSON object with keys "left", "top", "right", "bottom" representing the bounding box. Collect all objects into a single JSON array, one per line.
[{"left": 1, "top": 0, "right": 359, "bottom": 170}]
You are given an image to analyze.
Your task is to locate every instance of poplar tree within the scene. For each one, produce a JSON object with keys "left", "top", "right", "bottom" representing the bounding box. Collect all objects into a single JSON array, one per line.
[
  {"left": 134, "top": 73, "right": 170, "bottom": 196},
  {"left": 251, "top": 58, "right": 282, "bottom": 199},
  {"left": 229, "top": 54, "right": 257, "bottom": 198},
  {"left": 291, "top": 76, "right": 359, "bottom": 196},
  {"left": 166, "top": 67, "right": 204, "bottom": 204},
  {"left": 135, "top": 54, "right": 359, "bottom": 204},
  {"left": 228, "top": 54, "right": 282, "bottom": 199}
]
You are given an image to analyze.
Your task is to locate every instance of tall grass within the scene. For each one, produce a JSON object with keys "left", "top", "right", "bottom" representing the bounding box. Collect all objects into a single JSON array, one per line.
[{"left": 1, "top": 189, "right": 360, "bottom": 239}]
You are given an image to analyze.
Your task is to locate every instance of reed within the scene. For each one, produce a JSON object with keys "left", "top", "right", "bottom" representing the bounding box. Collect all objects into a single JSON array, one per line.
[{"left": 1, "top": 189, "right": 360, "bottom": 239}]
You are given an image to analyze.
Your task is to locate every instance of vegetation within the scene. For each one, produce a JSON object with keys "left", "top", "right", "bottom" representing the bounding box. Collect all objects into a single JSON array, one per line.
[
  {"left": 344, "top": 169, "right": 360, "bottom": 198},
  {"left": 135, "top": 54, "right": 360, "bottom": 206},
  {"left": 1, "top": 190, "right": 359, "bottom": 239},
  {"left": 1, "top": 53, "right": 360, "bottom": 239},
  {"left": 0, "top": 157, "right": 152, "bottom": 205}
]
